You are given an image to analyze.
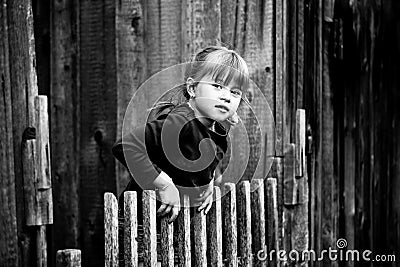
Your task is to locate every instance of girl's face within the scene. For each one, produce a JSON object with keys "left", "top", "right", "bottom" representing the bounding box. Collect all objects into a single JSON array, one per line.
[{"left": 190, "top": 74, "right": 242, "bottom": 126}]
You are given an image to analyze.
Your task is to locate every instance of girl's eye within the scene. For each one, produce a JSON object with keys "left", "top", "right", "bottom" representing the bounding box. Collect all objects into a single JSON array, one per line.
[
  {"left": 212, "top": 83, "right": 223, "bottom": 89},
  {"left": 231, "top": 89, "right": 242, "bottom": 97}
]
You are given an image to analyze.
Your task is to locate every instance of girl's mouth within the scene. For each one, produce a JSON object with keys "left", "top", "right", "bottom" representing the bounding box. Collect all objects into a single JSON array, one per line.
[{"left": 215, "top": 105, "right": 229, "bottom": 112}]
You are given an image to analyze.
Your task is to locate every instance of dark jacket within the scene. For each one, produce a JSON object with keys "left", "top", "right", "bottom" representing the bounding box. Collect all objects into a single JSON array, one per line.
[{"left": 112, "top": 102, "right": 229, "bottom": 196}]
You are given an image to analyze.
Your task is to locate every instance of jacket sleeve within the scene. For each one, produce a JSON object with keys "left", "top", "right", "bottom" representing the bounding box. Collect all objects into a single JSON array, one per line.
[{"left": 112, "top": 113, "right": 188, "bottom": 189}]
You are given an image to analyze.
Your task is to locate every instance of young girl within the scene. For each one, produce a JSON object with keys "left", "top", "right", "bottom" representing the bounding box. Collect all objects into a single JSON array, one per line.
[{"left": 112, "top": 46, "right": 250, "bottom": 224}]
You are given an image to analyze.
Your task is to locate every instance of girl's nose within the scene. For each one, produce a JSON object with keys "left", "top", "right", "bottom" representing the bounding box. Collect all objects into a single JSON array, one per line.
[{"left": 219, "top": 88, "right": 231, "bottom": 102}]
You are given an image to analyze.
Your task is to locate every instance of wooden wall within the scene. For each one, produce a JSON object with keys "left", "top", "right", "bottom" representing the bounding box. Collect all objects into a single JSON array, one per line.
[{"left": 1, "top": 0, "right": 400, "bottom": 266}]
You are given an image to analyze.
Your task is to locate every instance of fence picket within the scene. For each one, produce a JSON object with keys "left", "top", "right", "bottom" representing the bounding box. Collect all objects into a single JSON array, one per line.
[
  {"left": 175, "top": 195, "right": 191, "bottom": 266},
  {"left": 56, "top": 249, "right": 81, "bottom": 267},
  {"left": 124, "top": 191, "right": 138, "bottom": 266},
  {"left": 206, "top": 186, "right": 223, "bottom": 267},
  {"left": 250, "top": 179, "right": 266, "bottom": 267},
  {"left": 222, "top": 183, "right": 237, "bottom": 267},
  {"left": 142, "top": 190, "right": 157, "bottom": 267},
  {"left": 237, "top": 181, "right": 252, "bottom": 266},
  {"left": 192, "top": 206, "right": 207, "bottom": 267},
  {"left": 160, "top": 216, "right": 174, "bottom": 266},
  {"left": 104, "top": 193, "right": 118, "bottom": 267},
  {"left": 266, "top": 178, "right": 280, "bottom": 266}
]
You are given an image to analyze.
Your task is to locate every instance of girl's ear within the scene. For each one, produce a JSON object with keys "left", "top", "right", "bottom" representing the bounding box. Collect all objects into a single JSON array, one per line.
[{"left": 186, "top": 77, "right": 196, "bottom": 98}]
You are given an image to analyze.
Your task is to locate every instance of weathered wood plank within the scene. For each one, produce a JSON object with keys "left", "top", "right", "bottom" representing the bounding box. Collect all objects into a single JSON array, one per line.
[
  {"left": 192, "top": 207, "right": 207, "bottom": 267},
  {"left": 115, "top": 0, "right": 144, "bottom": 194},
  {"left": 124, "top": 191, "right": 138, "bottom": 266},
  {"left": 142, "top": 190, "right": 157, "bottom": 267},
  {"left": 36, "top": 225, "right": 48, "bottom": 267},
  {"left": 206, "top": 186, "right": 223, "bottom": 267},
  {"left": 50, "top": 0, "right": 80, "bottom": 255},
  {"left": 104, "top": 193, "right": 119, "bottom": 267},
  {"left": 295, "top": 109, "right": 306, "bottom": 178},
  {"left": 35, "top": 96, "right": 53, "bottom": 224},
  {"left": 297, "top": 0, "right": 305, "bottom": 108},
  {"left": 220, "top": 0, "right": 236, "bottom": 47},
  {"left": 222, "top": 183, "right": 237, "bottom": 267},
  {"left": 275, "top": 0, "right": 284, "bottom": 156},
  {"left": 266, "top": 178, "right": 280, "bottom": 266},
  {"left": 0, "top": 1, "right": 18, "bottom": 263},
  {"left": 175, "top": 195, "right": 191, "bottom": 267},
  {"left": 250, "top": 179, "right": 266, "bottom": 267},
  {"left": 237, "top": 181, "right": 252, "bottom": 266},
  {"left": 284, "top": 144, "right": 297, "bottom": 205},
  {"left": 160, "top": 216, "right": 174, "bottom": 266},
  {"left": 56, "top": 249, "right": 81, "bottom": 267}
]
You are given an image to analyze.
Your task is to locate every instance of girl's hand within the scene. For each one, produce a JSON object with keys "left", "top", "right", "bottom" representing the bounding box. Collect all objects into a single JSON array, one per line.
[
  {"left": 196, "top": 179, "right": 214, "bottom": 215},
  {"left": 153, "top": 172, "right": 181, "bottom": 223},
  {"left": 156, "top": 183, "right": 181, "bottom": 223}
]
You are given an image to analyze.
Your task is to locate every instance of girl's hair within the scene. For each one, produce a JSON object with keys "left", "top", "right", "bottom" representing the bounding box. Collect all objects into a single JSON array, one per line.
[{"left": 150, "top": 46, "right": 250, "bottom": 117}]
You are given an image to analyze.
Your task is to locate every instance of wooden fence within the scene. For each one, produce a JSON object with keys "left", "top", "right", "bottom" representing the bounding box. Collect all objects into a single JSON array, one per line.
[{"left": 104, "top": 180, "right": 281, "bottom": 267}]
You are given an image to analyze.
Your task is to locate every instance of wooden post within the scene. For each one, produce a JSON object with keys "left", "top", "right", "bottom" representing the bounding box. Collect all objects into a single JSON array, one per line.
[
  {"left": 124, "top": 191, "right": 138, "bottom": 266},
  {"left": 104, "top": 193, "right": 118, "bottom": 267},
  {"left": 160, "top": 216, "right": 174, "bottom": 266},
  {"left": 250, "top": 179, "right": 266, "bottom": 267},
  {"left": 142, "top": 190, "right": 157, "bottom": 267},
  {"left": 266, "top": 178, "right": 280, "bottom": 266},
  {"left": 284, "top": 144, "right": 297, "bottom": 205},
  {"left": 175, "top": 195, "right": 191, "bottom": 267},
  {"left": 206, "top": 186, "right": 223, "bottom": 267},
  {"left": 192, "top": 207, "right": 207, "bottom": 267},
  {"left": 237, "top": 181, "right": 252, "bottom": 266},
  {"left": 222, "top": 183, "right": 237, "bottom": 267},
  {"left": 56, "top": 249, "right": 81, "bottom": 267}
]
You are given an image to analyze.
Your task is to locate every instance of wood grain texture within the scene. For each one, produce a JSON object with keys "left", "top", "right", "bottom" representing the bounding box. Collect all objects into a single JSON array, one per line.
[
  {"left": 192, "top": 208, "right": 207, "bottom": 267},
  {"left": 124, "top": 191, "right": 138, "bottom": 266},
  {"left": 50, "top": 0, "right": 80, "bottom": 256},
  {"left": 250, "top": 179, "right": 266, "bottom": 267},
  {"left": 222, "top": 183, "right": 237, "bottom": 267},
  {"left": 56, "top": 249, "right": 81, "bottom": 267},
  {"left": 142, "top": 190, "right": 157, "bottom": 267},
  {"left": 266, "top": 178, "right": 280, "bottom": 266},
  {"left": 284, "top": 143, "right": 297, "bottom": 205},
  {"left": 275, "top": 0, "right": 284, "bottom": 156},
  {"left": 206, "top": 186, "right": 223, "bottom": 267},
  {"left": 295, "top": 109, "right": 306, "bottom": 178},
  {"left": 115, "top": 0, "right": 144, "bottom": 194},
  {"left": 104, "top": 193, "right": 119, "bottom": 267},
  {"left": 175, "top": 195, "right": 191, "bottom": 267},
  {"left": 237, "top": 181, "right": 252, "bottom": 266},
  {"left": 79, "top": 0, "right": 117, "bottom": 265},
  {"left": 160, "top": 216, "right": 174, "bottom": 266}
]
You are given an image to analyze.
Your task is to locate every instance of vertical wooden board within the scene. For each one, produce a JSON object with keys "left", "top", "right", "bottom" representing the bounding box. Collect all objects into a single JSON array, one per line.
[
  {"left": 266, "top": 178, "right": 280, "bottom": 266},
  {"left": 142, "top": 190, "right": 157, "bottom": 267},
  {"left": 0, "top": 2, "right": 18, "bottom": 263},
  {"left": 104, "top": 193, "right": 119, "bottom": 267},
  {"left": 296, "top": 0, "right": 304, "bottom": 109},
  {"left": 143, "top": 0, "right": 161, "bottom": 76},
  {"left": 175, "top": 195, "right": 191, "bottom": 267},
  {"left": 160, "top": 216, "right": 174, "bottom": 266},
  {"left": 36, "top": 225, "right": 48, "bottom": 267},
  {"left": 275, "top": 0, "right": 284, "bottom": 156},
  {"left": 288, "top": 0, "right": 297, "bottom": 144},
  {"left": 206, "top": 186, "right": 223, "bottom": 267},
  {"left": 160, "top": 0, "right": 181, "bottom": 68},
  {"left": 7, "top": 0, "right": 38, "bottom": 264},
  {"left": 192, "top": 209, "right": 207, "bottom": 267},
  {"left": 22, "top": 139, "right": 38, "bottom": 225},
  {"left": 115, "top": 0, "right": 145, "bottom": 194},
  {"left": 284, "top": 143, "right": 297, "bottom": 205},
  {"left": 282, "top": 0, "right": 290, "bottom": 150},
  {"left": 222, "top": 183, "right": 237, "bottom": 267},
  {"left": 233, "top": 0, "right": 246, "bottom": 53},
  {"left": 295, "top": 109, "right": 306, "bottom": 178},
  {"left": 250, "top": 179, "right": 266, "bottom": 267},
  {"left": 183, "top": 0, "right": 221, "bottom": 58},
  {"left": 124, "top": 191, "right": 138, "bottom": 267},
  {"left": 35, "top": 96, "right": 53, "bottom": 224},
  {"left": 220, "top": 0, "right": 236, "bottom": 47},
  {"left": 50, "top": 0, "right": 80, "bottom": 255},
  {"left": 56, "top": 249, "right": 82, "bottom": 267},
  {"left": 79, "top": 0, "right": 117, "bottom": 265},
  {"left": 237, "top": 181, "right": 252, "bottom": 266}
]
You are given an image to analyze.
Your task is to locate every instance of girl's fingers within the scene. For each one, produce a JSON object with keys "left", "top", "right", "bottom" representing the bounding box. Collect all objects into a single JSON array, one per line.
[
  {"left": 205, "top": 200, "right": 213, "bottom": 214},
  {"left": 169, "top": 206, "right": 180, "bottom": 223},
  {"left": 157, "top": 203, "right": 168, "bottom": 215},
  {"left": 160, "top": 205, "right": 172, "bottom": 217}
]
